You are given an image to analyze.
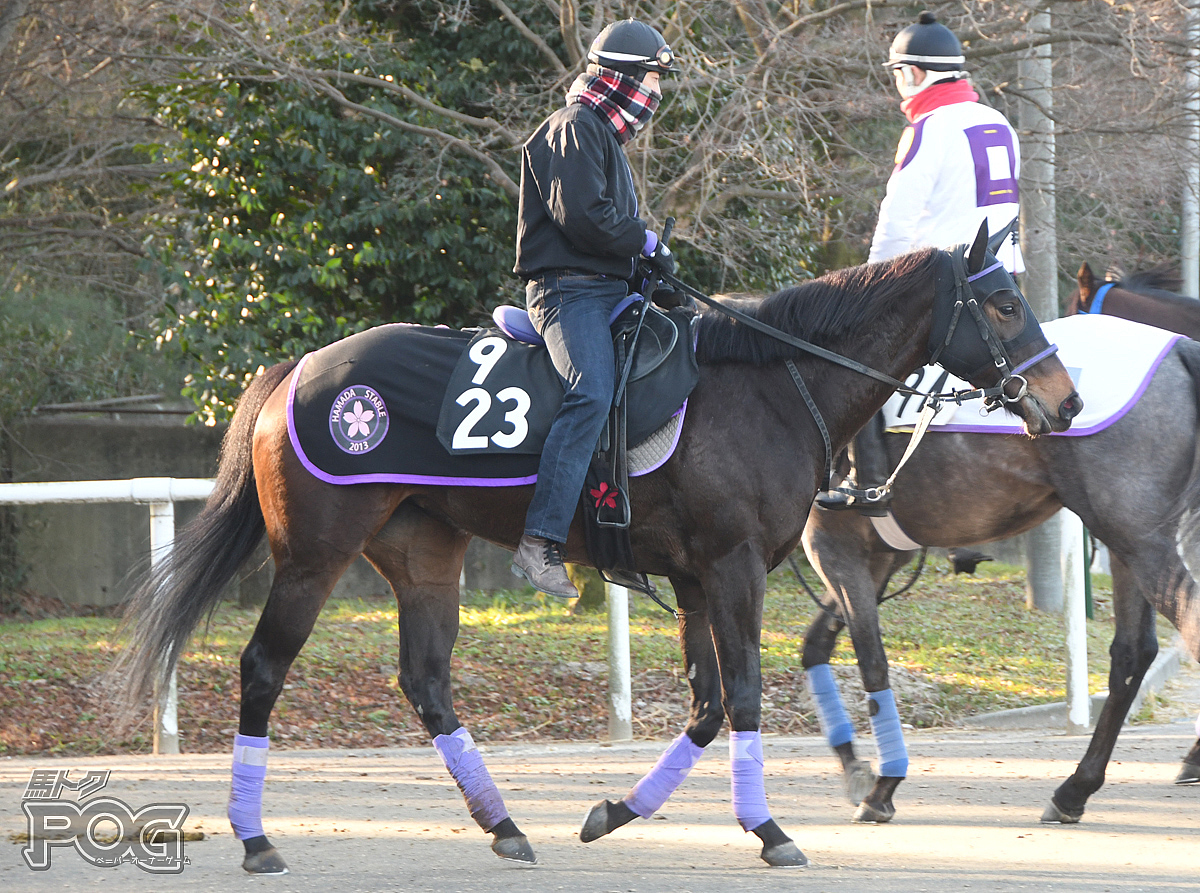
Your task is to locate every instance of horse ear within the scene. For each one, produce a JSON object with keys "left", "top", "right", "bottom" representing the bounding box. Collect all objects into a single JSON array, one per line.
[
  {"left": 967, "top": 220, "right": 989, "bottom": 273},
  {"left": 1077, "top": 262, "right": 1095, "bottom": 297}
]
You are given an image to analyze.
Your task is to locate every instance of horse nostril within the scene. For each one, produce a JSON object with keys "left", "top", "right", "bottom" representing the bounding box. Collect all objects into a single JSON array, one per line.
[{"left": 1060, "top": 393, "right": 1083, "bottom": 420}]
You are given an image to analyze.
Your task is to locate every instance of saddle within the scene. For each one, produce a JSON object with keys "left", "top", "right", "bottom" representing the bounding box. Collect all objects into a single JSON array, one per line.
[{"left": 491, "top": 297, "right": 696, "bottom": 595}]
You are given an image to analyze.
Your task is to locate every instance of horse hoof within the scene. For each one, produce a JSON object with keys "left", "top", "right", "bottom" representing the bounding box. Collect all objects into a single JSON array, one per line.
[
  {"left": 242, "top": 846, "right": 289, "bottom": 875},
  {"left": 851, "top": 799, "right": 895, "bottom": 824},
  {"left": 1040, "top": 798, "right": 1083, "bottom": 824},
  {"left": 491, "top": 834, "right": 537, "bottom": 865},
  {"left": 844, "top": 759, "right": 876, "bottom": 806},
  {"left": 761, "top": 840, "right": 808, "bottom": 867},
  {"left": 580, "top": 799, "right": 614, "bottom": 843},
  {"left": 1174, "top": 761, "right": 1200, "bottom": 785}
]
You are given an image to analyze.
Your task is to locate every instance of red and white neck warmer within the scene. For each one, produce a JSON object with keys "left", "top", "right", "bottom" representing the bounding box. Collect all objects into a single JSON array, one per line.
[
  {"left": 900, "top": 78, "right": 980, "bottom": 123},
  {"left": 566, "top": 65, "right": 660, "bottom": 145}
]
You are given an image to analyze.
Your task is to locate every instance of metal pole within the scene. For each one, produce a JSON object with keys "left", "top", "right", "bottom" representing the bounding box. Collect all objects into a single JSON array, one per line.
[
  {"left": 1183, "top": 1, "right": 1200, "bottom": 298},
  {"left": 150, "top": 500, "right": 181, "bottom": 755},
  {"left": 1061, "top": 509, "right": 1090, "bottom": 733},
  {"left": 606, "top": 583, "right": 633, "bottom": 742}
]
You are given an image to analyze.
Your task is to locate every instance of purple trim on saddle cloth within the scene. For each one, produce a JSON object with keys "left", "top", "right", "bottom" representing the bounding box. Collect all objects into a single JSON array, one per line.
[
  {"left": 933, "top": 334, "right": 1181, "bottom": 437},
  {"left": 432, "top": 727, "right": 509, "bottom": 831},
  {"left": 729, "top": 730, "right": 771, "bottom": 832},
  {"left": 625, "top": 731, "right": 705, "bottom": 818},
  {"left": 287, "top": 352, "right": 689, "bottom": 486},
  {"left": 228, "top": 733, "right": 269, "bottom": 840}
]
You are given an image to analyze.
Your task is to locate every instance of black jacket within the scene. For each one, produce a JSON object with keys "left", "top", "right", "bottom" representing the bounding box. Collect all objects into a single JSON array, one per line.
[{"left": 513, "top": 103, "right": 647, "bottom": 280}]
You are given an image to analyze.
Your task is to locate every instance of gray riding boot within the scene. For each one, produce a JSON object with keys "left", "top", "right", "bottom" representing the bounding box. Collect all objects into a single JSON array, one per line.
[{"left": 511, "top": 534, "right": 579, "bottom": 598}]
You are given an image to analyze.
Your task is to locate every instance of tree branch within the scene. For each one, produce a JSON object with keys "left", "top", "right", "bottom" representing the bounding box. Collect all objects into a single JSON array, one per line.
[
  {"left": 306, "top": 77, "right": 519, "bottom": 198},
  {"left": 309, "top": 68, "right": 521, "bottom": 145},
  {"left": 485, "top": 0, "right": 566, "bottom": 73}
]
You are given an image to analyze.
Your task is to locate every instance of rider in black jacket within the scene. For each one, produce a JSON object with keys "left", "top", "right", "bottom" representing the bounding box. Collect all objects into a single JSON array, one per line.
[{"left": 510, "top": 19, "right": 677, "bottom": 597}]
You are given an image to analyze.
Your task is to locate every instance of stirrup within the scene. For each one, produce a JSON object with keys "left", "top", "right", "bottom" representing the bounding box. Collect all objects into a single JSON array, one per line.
[{"left": 815, "top": 486, "right": 891, "bottom": 517}]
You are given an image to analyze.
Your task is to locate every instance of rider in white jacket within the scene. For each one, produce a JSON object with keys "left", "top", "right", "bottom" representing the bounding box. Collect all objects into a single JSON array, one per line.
[{"left": 818, "top": 10, "right": 1022, "bottom": 513}]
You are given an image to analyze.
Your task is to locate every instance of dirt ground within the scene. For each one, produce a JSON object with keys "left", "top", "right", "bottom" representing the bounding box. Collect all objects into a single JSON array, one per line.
[{"left": 3, "top": 663, "right": 1198, "bottom": 893}]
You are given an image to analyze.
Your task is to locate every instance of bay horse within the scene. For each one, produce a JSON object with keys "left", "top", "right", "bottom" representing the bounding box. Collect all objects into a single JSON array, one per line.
[
  {"left": 112, "top": 229, "right": 1078, "bottom": 873},
  {"left": 799, "top": 332, "right": 1200, "bottom": 827},
  {"left": 1067, "top": 261, "right": 1200, "bottom": 339}
]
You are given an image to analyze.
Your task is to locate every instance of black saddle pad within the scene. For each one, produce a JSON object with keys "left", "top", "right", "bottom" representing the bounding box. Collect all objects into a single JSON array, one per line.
[{"left": 287, "top": 312, "right": 698, "bottom": 486}]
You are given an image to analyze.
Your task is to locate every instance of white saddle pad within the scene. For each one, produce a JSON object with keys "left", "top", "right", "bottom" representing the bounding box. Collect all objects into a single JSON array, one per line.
[{"left": 882, "top": 314, "right": 1182, "bottom": 436}]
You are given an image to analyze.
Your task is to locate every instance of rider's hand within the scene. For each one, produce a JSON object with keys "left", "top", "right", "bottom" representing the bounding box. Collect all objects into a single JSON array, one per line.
[
  {"left": 650, "top": 284, "right": 694, "bottom": 311},
  {"left": 641, "top": 229, "right": 677, "bottom": 279}
]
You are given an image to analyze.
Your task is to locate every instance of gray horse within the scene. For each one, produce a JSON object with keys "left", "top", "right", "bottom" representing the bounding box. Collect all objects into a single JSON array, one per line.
[{"left": 800, "top": 333, "right": 1200, "bottom": 826}]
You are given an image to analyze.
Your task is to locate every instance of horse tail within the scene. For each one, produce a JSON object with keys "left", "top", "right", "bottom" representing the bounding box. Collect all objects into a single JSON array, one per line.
[
  {"left": 109, "top": 359, "right": 299, "bottom": 722},
  {"left": 1170, "top": 339, "right": 1200, "bottom": 657}
]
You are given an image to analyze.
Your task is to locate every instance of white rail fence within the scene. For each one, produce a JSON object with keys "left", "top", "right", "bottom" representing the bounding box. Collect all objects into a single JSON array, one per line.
[
  {"left": 0, "top": 479, "right": 1091, "bottom": 753},
  {"left": 0, "top": 477, "right": 639, "bottom": 749},
  {"left": 0, "top": 477, "right": 215, "bottom": 754}
]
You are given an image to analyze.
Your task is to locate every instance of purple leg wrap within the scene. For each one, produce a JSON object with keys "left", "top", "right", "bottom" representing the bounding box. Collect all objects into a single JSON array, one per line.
[
  {"left": 730, "top": 730, "right": 771, "bottom": 831},
  {"left": 625, "top": 732, "right": 706, "bottom": 818},
  {"left": 432, "top": 727, "right": 509, "bottom": 832},
  {"left": 228, "top": 733, "right": 269, "bottom": 840},
  {"left": 805, "top": 663, "right": 855, "bottom": 748}
]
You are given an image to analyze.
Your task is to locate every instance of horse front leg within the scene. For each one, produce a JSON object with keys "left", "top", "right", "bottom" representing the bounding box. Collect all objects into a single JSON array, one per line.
[
  {"left": 800, "top": 609, "right": 876, "bottom": 805},
  {"left": 580, "top": 575, "right": 723, "bottom": 843},
  {"left": 705, "top": 546, "right": 807, "bottom": 867},
  {"left": 1043, "top": 557, "right": 1158, "bottom": 823},
  {"left": 365, "top": 506, "right": 536, "bottom": 865}
]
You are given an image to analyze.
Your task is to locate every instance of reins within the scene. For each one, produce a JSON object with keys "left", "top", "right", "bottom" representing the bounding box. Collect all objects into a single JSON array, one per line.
[{"left": 659, "top": 259, "right": 1052, "bottom": 499}]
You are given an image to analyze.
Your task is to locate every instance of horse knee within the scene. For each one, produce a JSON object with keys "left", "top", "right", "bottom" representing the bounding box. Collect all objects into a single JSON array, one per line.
[
  {"left": 686, "top": 702, "right": 725, "bottom": 747},
  {"left": 398, "top": 672, "right": 456, "bottom": 736},
  {"left": 724, "top": 701, "right": 762, "bottom": 733}
]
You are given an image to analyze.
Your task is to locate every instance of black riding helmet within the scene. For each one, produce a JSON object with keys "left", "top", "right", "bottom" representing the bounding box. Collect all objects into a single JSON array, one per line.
[
  {"left": 885, "top": 11, "right": 964, "bottom": 72},
  {"left": 587, "top": 19, "right": 677, "bottom": 79}
]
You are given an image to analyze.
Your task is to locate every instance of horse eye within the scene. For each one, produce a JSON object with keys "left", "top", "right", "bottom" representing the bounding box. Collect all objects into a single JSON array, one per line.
[{"left": 998, "top": 302, "right": 1018, "bottom": 319}]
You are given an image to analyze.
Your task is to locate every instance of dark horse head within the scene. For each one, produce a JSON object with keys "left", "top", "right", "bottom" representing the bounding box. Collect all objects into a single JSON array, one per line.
[
  {"left": 929, "top": 223, "right": 1082, "bottom": 432},
  {"left": 1067, "top": 261, "right": 1200, "bottom": 341},
  {"left": 699, "top": 222, "right": 1081, "bottom": 435}
]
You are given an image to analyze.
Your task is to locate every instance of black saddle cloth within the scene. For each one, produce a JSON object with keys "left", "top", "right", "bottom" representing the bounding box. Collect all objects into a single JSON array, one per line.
[{"left": 287, "top": 309, "right": 698, "bottom": 486}]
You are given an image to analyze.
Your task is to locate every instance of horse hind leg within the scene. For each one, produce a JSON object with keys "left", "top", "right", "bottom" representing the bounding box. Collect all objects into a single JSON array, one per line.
[
  {"left": 801, "top": 610, "right": 876, "bottom": 806},
  {"left": 233, "top": 534, "right": 372, "bottom": 874},
  {"left": 363, "top": 505, "right": 535, "bottom": 865},
  {"left": 1042, "top": 555, "right": 1158, "bottom": 823}
]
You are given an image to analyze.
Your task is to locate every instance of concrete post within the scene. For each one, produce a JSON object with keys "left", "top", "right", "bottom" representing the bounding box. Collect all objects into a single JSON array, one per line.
[
  {"left": 1183, "top": 2, "right": 1200, "bottom": 298},
  {"left": 150, "top": 500, "right": 180, "bottom": 755},
  {"left": 606, "top": 583, "right": 633, "bottom": 742},
  {"left": 1018, "top": 8, "right": 1063, "bottom": 613},
  {"left": 1061, "top": 510, "right": 1090, "bottom": 733}
]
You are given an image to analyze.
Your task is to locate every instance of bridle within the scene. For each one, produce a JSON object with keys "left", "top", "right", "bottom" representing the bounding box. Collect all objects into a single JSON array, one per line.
[
  {"left": 658, "top": 243, "right": 1060, "bottom": 497},
  {"left": 929, "top": 250, "right": 1060, "bottom": 413}
]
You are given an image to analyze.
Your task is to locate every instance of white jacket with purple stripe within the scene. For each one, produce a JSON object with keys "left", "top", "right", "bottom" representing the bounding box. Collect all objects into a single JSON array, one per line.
[{"left": 869, "top": 96, "right": 1023, "bottom": 273}]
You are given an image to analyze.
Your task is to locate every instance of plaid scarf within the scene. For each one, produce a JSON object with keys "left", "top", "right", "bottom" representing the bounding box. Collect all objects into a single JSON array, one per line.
[{"left": 565, "top": 65, "right": 660, "bottom": 145}]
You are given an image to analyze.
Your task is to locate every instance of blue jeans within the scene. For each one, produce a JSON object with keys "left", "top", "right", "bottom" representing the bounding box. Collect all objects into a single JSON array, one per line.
[{"left": 524, "top": 272, "right": 627, "bottom": 543}]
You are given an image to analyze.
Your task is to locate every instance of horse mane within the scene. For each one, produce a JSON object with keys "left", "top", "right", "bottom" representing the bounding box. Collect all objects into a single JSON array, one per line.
[
  {"left": 1115, "top": 264, "right": 1184, "bottom": 300},
  {"left": 695, "top": 248, "right": 942, "bottom": 365}
]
